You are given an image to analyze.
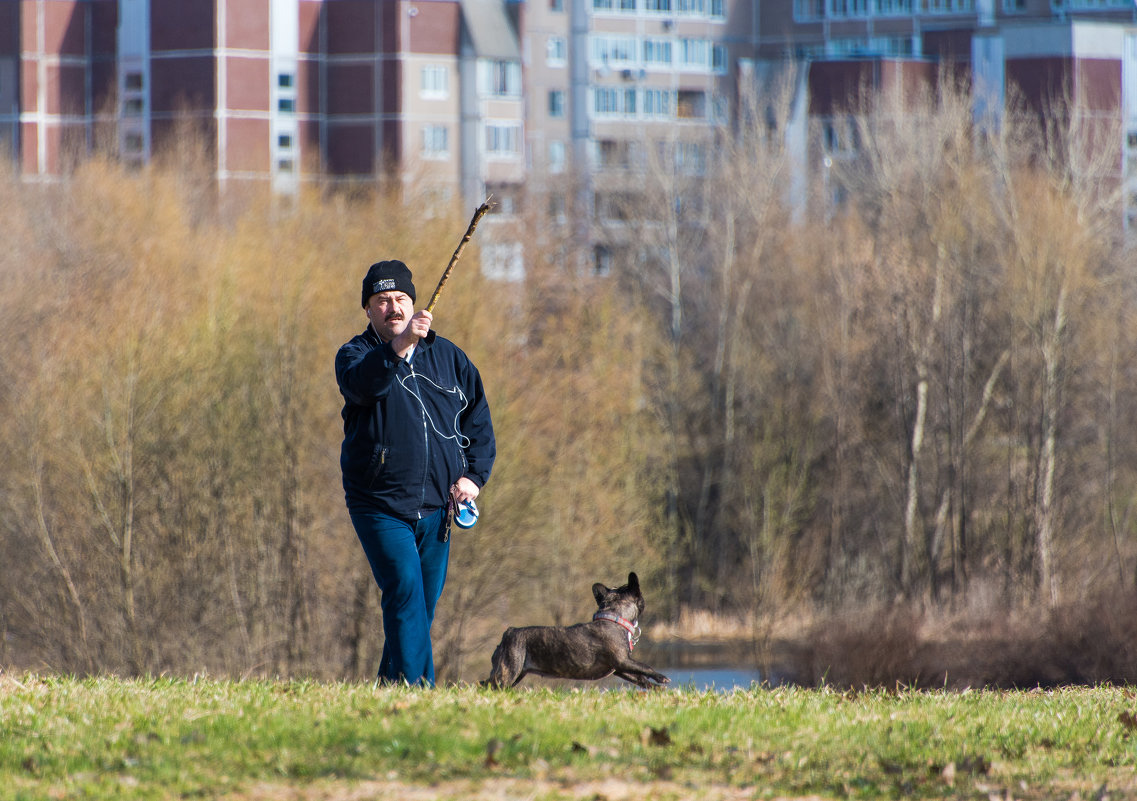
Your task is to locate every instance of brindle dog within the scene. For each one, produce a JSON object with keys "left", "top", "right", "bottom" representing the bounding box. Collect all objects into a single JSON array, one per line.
[{"left": 485, "top": 572, "right": 670, "bottom": 689}]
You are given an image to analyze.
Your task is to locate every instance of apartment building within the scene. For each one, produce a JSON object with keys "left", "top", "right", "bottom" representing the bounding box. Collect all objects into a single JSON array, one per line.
[
  {"left": 2, "top": 0, "right": 525, "bottom": 196},
  {"left": 778, "top": 2, "right": 1137, "bottom": 223},
  {"left": 3, "top": 0, "right": 1137, "bottom": 271}
]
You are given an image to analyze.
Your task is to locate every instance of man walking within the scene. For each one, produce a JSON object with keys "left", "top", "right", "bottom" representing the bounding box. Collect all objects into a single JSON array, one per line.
[{"left": 336, "top": 259, "right": 495, "bottom": 686}]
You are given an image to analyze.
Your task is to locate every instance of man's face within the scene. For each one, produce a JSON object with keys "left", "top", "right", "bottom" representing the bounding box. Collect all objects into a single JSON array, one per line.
[{"left": 366, "top": 290, "right": 415, "bottom": 341}]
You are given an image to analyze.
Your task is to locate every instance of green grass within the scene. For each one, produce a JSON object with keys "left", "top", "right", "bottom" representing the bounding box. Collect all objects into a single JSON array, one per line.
[{"left": 2, "top": 674, "right": 1136, "bottom": 800}]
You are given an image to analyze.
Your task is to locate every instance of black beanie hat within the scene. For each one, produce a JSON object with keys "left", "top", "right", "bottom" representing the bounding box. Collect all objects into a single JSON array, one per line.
[{"left": 361, "top": 260, "right": 416, "bottom": 307}]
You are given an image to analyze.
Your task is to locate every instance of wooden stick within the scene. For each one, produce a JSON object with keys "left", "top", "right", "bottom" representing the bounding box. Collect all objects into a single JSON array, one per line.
[{"left": 425, "top": 196, "right": 494, "bottom": 313}]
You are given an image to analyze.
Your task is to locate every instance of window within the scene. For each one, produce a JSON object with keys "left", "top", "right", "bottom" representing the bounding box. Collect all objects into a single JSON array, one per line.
[
  {"left": 124, "top": 132, "right": 144, "bottom": 152},
  {"left": 643, "top": 88, "right": 673, "bottom": 117},
  {"left": 593, "top": 245, "right": 612, "bottom": 277},
  {"left": 924, "top": 0, "right": 974, "bottom": 12},
  {"left": 421, "top": 65, "right": 449, "bottom": 98},
  {"left": 592, "top": 36, "right": 636, "bottom": 66},
  {"left": 422, "top": 125, "right": 449, "bottom": 157},
  {"left": 123, "top": 97, "right": 144, "bottom": 115},
  {"left": 594, "top": 0, "right": 614, "bottom": 9},
  {"left": 548, "top": 90, "right": 566, "bottom": 118},
  {"left": 596, "top": 139, "right": 634, "bottom": 168},
  {"left": 551, "top": 0, "right": 564, "bottom": 9},
  {"left": 643, "top": 38, "right": 672, "bottom": 67},
  {"left": 278, "top": 133, "right": 293, "bottom": 149},
  {"left": 125, "top": 72, "right": 143, "bottom": 91},
  {"left": 277, "top": 158, "right": 294, "bottom": 173},
  {"left": 593, "top": 88, "right": 637, "bottom": 116},
  {"left": 547, "top": 37, "right": 567, "bottom": 67},
  {"left": 821, "top": 117, "right": 860, "bottom": 155},
  {"left": 644, "top": 0, "right": 672, "bottom": 10},
  {"left": 828, "top": 0, "right": 870, "bottom": 16},
  {"left": 278, "top": 98, "right": 295, "bottom": 113},
  {"left": 482, "top": 60, "right": 522, "bottom": 97},
  {"left": 676, "top": 89, "right": 706, "bottom": 119},
  {"left": 597, "top": 192, "right": 639, "bottom": 222},
  {"left": 549, "top": 141, "right": 566, "bottom": 173},
  {"left": 485, "top": 123, "right": 521, "bottom": 155},
  {"left": 675, "top": 141, "right": 706, "bottom": 174},
  {"left": 548, "top": 194, "right": 566, "bottom": 223},
  {"left": 278, "top": 73, "right": 294, "bottom": 88},
  {"left": 482, "top": 242, "right": 525, "bottom": 282},
  {"left": 594, "top": 88, "right": 618, "bottom": 115},
  {"left": 620, "top": 0, "right": 637, "bottom": 9},
  {"left": 712, "top": 44, "right": 727, "bottom": 73},
  {"left": 493, "top": 194, "right": 517, "bottom": 215},
  {"left": 680, "top": 38, "right": 709, "bottom": 69},
  {"left": 794, "top": 0, "right": 825, "bottom": 18}
]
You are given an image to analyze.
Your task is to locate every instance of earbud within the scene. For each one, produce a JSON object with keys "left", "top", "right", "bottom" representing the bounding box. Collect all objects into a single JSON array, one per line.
[{"left": 366, "top": 309, "right": 371, "bottom": 317}]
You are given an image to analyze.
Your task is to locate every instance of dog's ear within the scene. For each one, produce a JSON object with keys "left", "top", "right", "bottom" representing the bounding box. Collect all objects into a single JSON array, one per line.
[
  {"left": 592, "top": 583, "right": 608, "bottom": 607},
  {"left": 627, "top": 572, "right": 640, "bottom": 594}
]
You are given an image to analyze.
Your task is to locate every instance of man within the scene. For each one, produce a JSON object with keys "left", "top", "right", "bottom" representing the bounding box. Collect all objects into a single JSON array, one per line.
[{"left": 336, "top": 259, "right": 495, "bottom": 686}]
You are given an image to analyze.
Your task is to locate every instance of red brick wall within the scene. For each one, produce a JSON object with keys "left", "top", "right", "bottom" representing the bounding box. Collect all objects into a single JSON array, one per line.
[
  {"left": 410, "top": 1, "right": 460, "bottom": 55},
  {"left": 226, "top": 56, "right": 271, "bottom": 112},
  {"left": 226, "top": 0, "right": 270, "bottom": 49},
  {"left": 326, "top": 0, "right": 378, "bottom": 54},
  {"left": 152, "top": 1, "right": 215, "bottom": 51}
]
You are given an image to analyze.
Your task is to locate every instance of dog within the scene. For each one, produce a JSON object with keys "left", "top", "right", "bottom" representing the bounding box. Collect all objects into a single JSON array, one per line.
[{"left": 485, "top": 572, "right": 670, "bottom": 689}]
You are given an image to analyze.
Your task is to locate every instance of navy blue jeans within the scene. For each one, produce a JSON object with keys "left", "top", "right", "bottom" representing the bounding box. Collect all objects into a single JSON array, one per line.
[{"left": 349, "top": 506, "right": 449, "bottom": 687}]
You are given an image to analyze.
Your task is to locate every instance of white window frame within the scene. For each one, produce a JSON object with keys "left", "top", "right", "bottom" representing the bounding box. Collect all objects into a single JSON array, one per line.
[
  {"left": 547, "top": 36, "right": 567, "bottom": 67},
  {"left": 422, "top": 124, "right": 449, "bottom": 159},
  {"left": 642, "top": 88, "right": 674, "bottom": 118},
  {"left": 679, "top": 38, "right": 710, "bottom": 70},
  {"left": 794, "top": 0, "right": 825, "bottom": 19},
  {"left": 420, "top": 64, "right": 449, "bottom": 99},
  {"left": 479, "top": 59, "right": 522, "bottom": 98},
  {"left": 643, "top": 38, "right": 672, "bottom": 67},
  {"left": 923, "top": 0, "right": 974, "bottom": 13},
  {"left": 485, "top": 122, "right": 522, "bottom": 158},
  {"left": 549, "top": 140, "right": 566, "bottom": 173},
  {"left": 548, "top": 89, "right": 566, "bottom": 118},
  {"left": 875, "top": 0, "right": 915, "bottom": 13},
  {"left": 712, "top": 44, "right": 727, "bottom": 74},
  {"left": 592, "top": 35, "right": 638, "bottom": 67},
  {"left": 592, "top": 87, "right": 636, "bottom": 118}
]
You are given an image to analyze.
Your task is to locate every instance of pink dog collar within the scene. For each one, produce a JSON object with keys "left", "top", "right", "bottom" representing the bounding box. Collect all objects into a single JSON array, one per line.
[{"left": 593, "top": 611, "right": 640, "bottom": 651}]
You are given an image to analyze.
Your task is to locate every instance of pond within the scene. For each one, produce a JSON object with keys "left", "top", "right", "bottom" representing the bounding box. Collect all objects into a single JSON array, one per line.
[
  {"left": 662, "top": 666, "right": 766, "bottom": 691},
  {"left": 637, "top": 639, "right": 795, "bottom": 691}
]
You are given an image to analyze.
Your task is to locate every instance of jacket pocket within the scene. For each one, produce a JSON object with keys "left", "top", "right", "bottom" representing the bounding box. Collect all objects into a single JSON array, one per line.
[{"left": 364, "top": 445, "right": 389, "bottom": 488}]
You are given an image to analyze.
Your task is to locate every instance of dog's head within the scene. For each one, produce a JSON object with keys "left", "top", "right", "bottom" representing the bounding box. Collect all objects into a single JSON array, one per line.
[{"left": 591, "top": 572, "right": 645, "bottom": 622}]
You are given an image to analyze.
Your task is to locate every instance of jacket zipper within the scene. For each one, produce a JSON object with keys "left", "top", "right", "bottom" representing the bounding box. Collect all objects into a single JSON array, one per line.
[{"left": 409, "top": 360, "right": 429, "bottom": 518}]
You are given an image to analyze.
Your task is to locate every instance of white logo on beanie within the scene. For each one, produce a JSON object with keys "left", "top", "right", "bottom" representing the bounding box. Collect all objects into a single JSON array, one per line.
[{"left": 373, "top": 278, "right": 397, "bottom": 293}]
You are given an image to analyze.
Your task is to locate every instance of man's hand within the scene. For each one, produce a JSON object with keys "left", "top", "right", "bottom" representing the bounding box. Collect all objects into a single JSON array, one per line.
[{"left": 450, "top": 476, "right": 480, "bottom": 505}]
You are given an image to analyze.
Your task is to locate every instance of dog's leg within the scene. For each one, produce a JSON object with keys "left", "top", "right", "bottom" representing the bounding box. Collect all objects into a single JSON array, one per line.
[
  {"left": 614, "top": 660, "right": 670, "bottom": 688},
  {"left": 486, "top": 630, "right": 527, "bottom": 689}
]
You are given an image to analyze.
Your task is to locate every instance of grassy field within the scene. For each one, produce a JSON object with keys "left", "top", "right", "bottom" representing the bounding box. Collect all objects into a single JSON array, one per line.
[{"left": 2, "top": 673, "right": 1136, "bottom": 800}]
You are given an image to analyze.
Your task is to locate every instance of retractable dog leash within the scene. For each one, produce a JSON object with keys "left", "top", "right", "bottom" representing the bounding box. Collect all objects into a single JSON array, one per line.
[{"left": 453, "top": 499, "right": 479, "bottom": 529}]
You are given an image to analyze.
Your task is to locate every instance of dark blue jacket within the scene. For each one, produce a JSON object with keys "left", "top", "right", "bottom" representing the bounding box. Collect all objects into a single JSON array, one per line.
[{"left": 335, "top": 326, "right": 495, "bottom": 519}]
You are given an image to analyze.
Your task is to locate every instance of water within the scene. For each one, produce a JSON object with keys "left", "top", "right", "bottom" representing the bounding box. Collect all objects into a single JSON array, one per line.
[
  {"left": 597, "top": 665, "right": 769, "bottom": 692},
  {"left": 664, "top": 666, "right": 765, "bottom": 692}
]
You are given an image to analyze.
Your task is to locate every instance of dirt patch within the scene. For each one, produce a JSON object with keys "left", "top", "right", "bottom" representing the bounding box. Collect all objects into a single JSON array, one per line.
[{"left": 235, "top": 778, "right": 823, "bottom": 801}]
